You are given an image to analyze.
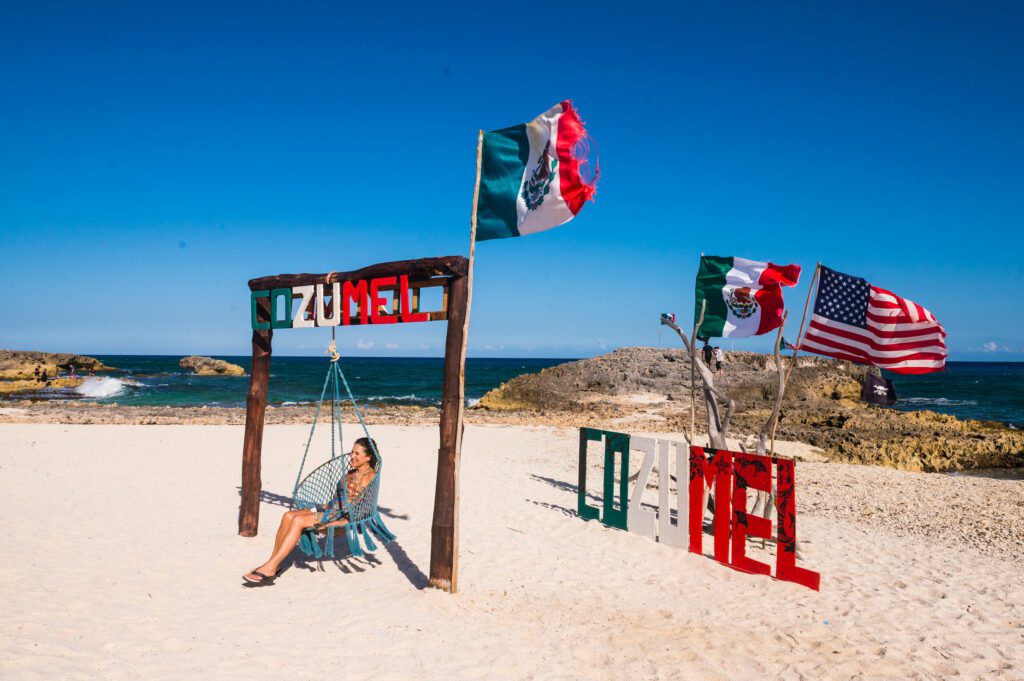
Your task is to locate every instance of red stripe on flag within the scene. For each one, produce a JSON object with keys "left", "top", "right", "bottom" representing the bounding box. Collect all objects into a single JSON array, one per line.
[
  {"left": 555, "top": 100, "right": 598, "bottom": 216},
  {"left": 803, "top": 330, "right": 947, "bottom": 362},
  {"left": 758, "top": 262, "right": 801, "bottom": 288},
  {"left": 752, "top": 262, "right": 800, "bottom": 335},
  {"left": 753, "top": 287, "right": 785, "bottom": 335},
  {"left": 806, "top": 320, "right": 947, "bottom": 353}
]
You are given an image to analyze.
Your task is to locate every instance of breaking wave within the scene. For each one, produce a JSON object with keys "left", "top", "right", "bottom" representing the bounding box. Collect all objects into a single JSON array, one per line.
[
  {"left": 75, "top": 377, "right": 129, "bottom": 399},
  {"left": 901, "top": 397, "right": 978, "bottom": 407}
]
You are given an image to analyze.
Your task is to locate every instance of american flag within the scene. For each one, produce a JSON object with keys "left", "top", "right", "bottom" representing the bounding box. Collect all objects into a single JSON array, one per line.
[{"left": 802, "top": 266, "right": 947, "bottom": 375}]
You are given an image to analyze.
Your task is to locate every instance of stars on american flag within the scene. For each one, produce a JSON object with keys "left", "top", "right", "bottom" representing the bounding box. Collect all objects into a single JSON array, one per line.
[{"left": 813, "top": 267, "right": 870, "bottom": 329}]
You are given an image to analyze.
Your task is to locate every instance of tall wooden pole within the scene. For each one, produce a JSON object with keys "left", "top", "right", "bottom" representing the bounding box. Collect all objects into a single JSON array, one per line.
[
  {"left": 783, "top": 262, "right": 821, "bottom": 386},
  {"left": 690, "top": 299, "right": 706, "bottom": 441},
  {"left": 769, "top": 263, "right": 820, "bottom": 452},
  {"left": 239, "top": 295, "right": 272, "bottom": 537},
  {"left": 429, "top": 130, "right": 482, "bottom": 593}
]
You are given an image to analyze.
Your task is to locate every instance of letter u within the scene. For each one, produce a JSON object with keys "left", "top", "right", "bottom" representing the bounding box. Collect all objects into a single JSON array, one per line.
[{"left": 316, "top": 283, "right": 341, "bottom": 326}]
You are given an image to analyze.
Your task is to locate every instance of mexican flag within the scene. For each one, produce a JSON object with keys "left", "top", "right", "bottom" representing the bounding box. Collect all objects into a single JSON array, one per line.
[
  {"left": 695, "top": 256, "right": 801, "bottom": 338},
  {"left": 476, "top": 101, "right": 599, "bottom": 241}
]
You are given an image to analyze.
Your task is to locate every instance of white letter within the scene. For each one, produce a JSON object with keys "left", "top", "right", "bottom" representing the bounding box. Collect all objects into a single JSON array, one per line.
[
  {"left": 315, "top": 283, "right": 341, "bottom": 327},
  {"left": 657, "top": 440, "right": 688, "bottom": 548},
  {"left": 627, "top": 436, "right": 657, "bottom": 540},
  {"left": 292, "top": 285, "right": 315, "bottom": 328}
]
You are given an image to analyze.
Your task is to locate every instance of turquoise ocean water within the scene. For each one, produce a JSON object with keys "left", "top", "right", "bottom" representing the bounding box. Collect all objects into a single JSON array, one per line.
[
  {"left": 11, "top": 356, "right": 567, "bottom": 409},
  {"left": 5, "top": 356, "right": 1022, "bottom": 429}
]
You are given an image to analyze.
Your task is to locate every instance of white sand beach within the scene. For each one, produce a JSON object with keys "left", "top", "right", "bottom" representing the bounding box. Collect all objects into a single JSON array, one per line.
[{"left": 2, "top": 423, "right": 1022, "bottom": 680}]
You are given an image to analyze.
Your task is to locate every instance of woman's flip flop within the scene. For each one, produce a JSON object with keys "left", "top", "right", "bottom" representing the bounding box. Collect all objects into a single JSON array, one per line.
[{"left": 242, "top": 569, "right": 277, "bottom": 586}]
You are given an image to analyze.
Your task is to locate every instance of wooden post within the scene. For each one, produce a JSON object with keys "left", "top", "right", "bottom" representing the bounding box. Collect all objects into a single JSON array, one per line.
[
  {"left": 239, "top": 294, "right": 272, "bottom": 537},
  {"left": 783, "top": 263, "right": 820, "bottom": 386},
  {"left": 429, "top": 130, "right": 482, "bottom": 593},
  {"left": 764, "top": 310, "right": 789, "bottom": 456},
  {"left": 690, "top": 299, "right": 706, "bottom": 441}
]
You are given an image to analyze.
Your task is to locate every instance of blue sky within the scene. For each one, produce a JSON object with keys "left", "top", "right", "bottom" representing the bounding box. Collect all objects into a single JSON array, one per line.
[{"left": 2, "top": 1, "right": 1022, "bottom": 360}]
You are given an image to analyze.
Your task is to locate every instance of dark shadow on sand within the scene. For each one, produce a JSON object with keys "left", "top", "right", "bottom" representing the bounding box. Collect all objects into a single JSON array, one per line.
[{"left": 235, "top": 488, "right": 424, "bottom": 588}]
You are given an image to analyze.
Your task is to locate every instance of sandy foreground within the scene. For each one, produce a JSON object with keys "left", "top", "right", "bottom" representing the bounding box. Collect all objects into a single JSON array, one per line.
[{"left": 1, "top": 423, "right": 1022, "bottom": 680}]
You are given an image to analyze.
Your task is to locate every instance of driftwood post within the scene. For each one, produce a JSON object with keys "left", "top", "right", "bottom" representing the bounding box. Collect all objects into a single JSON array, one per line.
[
  {"left": 665, "top": 315, "right": 733, "bottom": 451},
  {"left": 759, "top": 310, "right": 789, "bottom": 457},
  {"left": 239, "top": 295, "right": 272, "bottom": 537},
  {"left": 428, "top": 129, "right": 482, "bottom": 593}
]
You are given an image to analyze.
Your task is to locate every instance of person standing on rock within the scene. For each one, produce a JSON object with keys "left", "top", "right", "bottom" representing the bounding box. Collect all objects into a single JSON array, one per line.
[
  {"left": 702, "top": 342, "right": 714, "bottom": 367},
  {"left": 714, "top": 347, "right": 725, "bottom": 372},
  {"left": 33, "top": 366, "right": 41, "bottom": 382}
]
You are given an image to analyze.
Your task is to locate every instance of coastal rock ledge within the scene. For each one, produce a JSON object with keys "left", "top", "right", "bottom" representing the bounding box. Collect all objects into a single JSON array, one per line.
[
  {"left": 0, "top": 350, "right": 111, "bottom": 380},
  {"left": 179, "top": 356, "right": 245, "bottom": 376},
  {"left": 477, "top": 347, "right": 1024, "bottom": 473}
]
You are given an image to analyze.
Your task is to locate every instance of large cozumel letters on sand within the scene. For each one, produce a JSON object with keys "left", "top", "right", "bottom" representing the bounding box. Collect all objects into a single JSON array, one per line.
[{"left": 578, "top": 428, "right": 820, "bottom": 591}]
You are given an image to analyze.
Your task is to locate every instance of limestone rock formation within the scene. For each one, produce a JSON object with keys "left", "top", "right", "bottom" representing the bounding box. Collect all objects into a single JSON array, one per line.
[
  {"left": 0, "top": 350, "right": 112, "bottom": 380},
  {"left": 178, "top": 356, "right": 245, "bottom": 376},
  {"left": 477, "top": 347, "right": 1024, "bottom": 472}
]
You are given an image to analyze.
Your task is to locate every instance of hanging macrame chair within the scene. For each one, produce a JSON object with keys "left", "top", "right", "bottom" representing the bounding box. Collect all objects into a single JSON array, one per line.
[{"left": 291, "top": 342, "right": 396, "bottom": 560}]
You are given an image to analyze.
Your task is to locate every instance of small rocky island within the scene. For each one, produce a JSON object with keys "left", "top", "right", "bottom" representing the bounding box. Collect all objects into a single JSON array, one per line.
[{"left": 179, "top": 356, "right": 245, "bottom": 376}]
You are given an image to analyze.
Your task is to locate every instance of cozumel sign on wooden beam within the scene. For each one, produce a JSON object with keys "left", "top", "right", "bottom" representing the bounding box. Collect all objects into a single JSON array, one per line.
[
  {"left": 249, "top": 257, "right": 459, "bottom": 330},
  {"left": 578, "top": 427, "right": 820, "bottom": 590}
]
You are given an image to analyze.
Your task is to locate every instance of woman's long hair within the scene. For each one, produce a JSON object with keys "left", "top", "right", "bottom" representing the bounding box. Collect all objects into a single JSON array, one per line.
[{"left": 354, "top": 436, "right": 379, "bottom": 470}]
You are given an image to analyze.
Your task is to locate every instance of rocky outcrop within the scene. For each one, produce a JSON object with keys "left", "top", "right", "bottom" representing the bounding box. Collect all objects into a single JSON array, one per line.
[
  {"left": 477, "top": 347, "right": 1024, "bottom": 472},
  {"left": 476, "top": 347, "right": 853, "bottom": 410},
  {"left": 178, "top": 356, "right": 245, "bottom": 376},
  {"left": 0, "top": 350, "right": 112, "bottom": 380}
]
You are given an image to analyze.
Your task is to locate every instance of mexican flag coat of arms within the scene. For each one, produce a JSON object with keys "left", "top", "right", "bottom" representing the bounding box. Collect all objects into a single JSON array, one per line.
[
  {"left": 695, "top": 255, "right": 801, "bottom": 338},
  {"left": 476, "top": 100, "right": 599, "bottom": 241}
]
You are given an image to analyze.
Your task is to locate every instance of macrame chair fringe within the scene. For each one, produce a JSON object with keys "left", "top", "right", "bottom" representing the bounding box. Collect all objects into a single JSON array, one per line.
[{"left": 291, "top": 358, "right": 396, "bottom": 562}]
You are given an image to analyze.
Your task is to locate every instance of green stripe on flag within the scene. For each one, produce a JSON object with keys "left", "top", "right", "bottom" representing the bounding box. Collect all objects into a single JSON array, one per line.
[
  {"left": 477, "top": 124, "right": 530, "bottom": 241},
  {"left": 695, "top": 255, "right": 732, "bottom": 337}
]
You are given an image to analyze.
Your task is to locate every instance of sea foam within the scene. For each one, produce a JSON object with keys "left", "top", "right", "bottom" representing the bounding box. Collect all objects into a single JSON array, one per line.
[{"left": 75, "top": 377, "right": 127, "bottom": 399}]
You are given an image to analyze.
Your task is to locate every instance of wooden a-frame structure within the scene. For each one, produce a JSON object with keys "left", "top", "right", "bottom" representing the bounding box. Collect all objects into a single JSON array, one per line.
[{"left": 239, "top": 255, "right": 471, "bottom": 593}]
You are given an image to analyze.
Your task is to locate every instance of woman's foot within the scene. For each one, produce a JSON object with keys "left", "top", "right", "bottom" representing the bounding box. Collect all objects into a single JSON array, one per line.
[{"left": 242, "top": 566, "right": 278, "bottom": 584}]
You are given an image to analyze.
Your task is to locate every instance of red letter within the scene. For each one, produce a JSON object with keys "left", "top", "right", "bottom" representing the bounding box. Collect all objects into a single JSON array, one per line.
[
  {"left": 730, "top": 452, "right": 772, "bottom": 576},
  {"left": 369, "top": 277, "right": 398, "bottom": 324},
  {"left": 688, "top": 446, "right": 732, "bottom": 563},
  {"left": 341, "top": 280, "right": 368, "bottom": 326},
  {"left": 774, "top": 458, "right": 821, "bottom": 591},
  {"left": 400, "top": 275, "right": 429, "bottom": 323}
]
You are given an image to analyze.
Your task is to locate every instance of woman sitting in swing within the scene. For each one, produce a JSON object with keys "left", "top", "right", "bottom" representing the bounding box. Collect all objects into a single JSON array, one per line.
[{"left": 243, "top": 437, "right": 379, "bottom": 585}]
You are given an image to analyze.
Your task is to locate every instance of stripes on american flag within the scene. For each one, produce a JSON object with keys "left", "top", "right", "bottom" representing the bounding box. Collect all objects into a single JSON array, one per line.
[{"left": 801, "top": 266, "right": 947, "bottom": 375}]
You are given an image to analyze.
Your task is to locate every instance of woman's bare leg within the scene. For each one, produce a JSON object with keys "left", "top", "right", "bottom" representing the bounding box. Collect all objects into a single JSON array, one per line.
[
  {"left": 251, "top": 513, "right": 320, "bottom": 577},
  {"left": 272, "top": 510, "right": 313, "bottom": 556}
]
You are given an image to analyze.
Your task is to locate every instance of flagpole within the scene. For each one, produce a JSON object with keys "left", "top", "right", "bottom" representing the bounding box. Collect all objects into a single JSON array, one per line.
[
  {"left": 690, "top": 299, "right": 706, "bottom": 443},
  {"left": 783, "top": 262, "right": 820, "bottom": 386},
  {"left": 768, "top": 310, "right": 789, "bottom": 456},
  {"left": 430, "top": 129, "right": 482, "bottom": 594}
]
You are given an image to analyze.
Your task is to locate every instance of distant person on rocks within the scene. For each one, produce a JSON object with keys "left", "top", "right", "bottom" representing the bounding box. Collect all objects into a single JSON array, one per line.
[
  {"left": 33, "top": 366, "right": 41, "bottom": 382},
  {"left": 70, "top": 365, "right": 77, "bottom": 380},
  {"left": 702, "top": 342, "right": 713, "bottom": 367},
  {"left": 714, "top": 347, "right": 725, "bottom": 372},
  {"left": 88, "top": 367, "right": 95, "bottom": 377},
  {"left": 40, "top": 369, "right": 48, "bottom": 384}
]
